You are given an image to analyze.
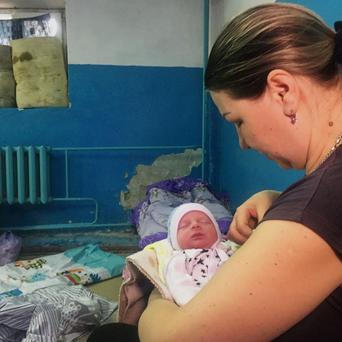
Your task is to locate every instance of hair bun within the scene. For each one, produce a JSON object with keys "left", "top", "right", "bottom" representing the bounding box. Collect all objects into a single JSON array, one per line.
[{"left": 334, "top": 21, "right": 342, "bottom": 64}]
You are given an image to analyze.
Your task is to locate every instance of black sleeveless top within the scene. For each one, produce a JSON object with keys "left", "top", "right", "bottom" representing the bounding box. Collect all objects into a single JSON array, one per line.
[{"left": 262, "top": 147, "right": 342, "bottom": 341}]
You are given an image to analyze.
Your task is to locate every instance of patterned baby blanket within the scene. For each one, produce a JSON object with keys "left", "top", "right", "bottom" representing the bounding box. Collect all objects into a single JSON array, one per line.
[{"left": 0, "top": 244, "right": 125, "bottom": 301}]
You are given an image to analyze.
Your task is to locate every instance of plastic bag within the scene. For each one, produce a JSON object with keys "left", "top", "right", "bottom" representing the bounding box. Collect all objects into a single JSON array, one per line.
[{"left": 0, "top": 231, "right": 22, "bottom": 266}]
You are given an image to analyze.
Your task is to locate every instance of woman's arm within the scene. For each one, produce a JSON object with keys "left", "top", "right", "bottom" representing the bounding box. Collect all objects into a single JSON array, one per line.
[
  {"left": 139, "top": 219, "right": 342, "bottom": 341},
  {"left": 228, "top": 190, "right": 281, "bottom": 244}
]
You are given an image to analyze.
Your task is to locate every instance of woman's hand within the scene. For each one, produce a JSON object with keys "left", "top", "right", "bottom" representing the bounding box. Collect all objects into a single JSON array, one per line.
[
  {"left": 228, "top": 190, "right": 280, "bottom": 244},
  {"left": 148, "top": 287, "right": 162, "bottom": 304}
]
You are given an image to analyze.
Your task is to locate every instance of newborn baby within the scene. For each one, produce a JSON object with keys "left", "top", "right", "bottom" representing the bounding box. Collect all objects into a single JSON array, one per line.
[{"left": 165, "top": 203, "right": 230, "bottom": 305}]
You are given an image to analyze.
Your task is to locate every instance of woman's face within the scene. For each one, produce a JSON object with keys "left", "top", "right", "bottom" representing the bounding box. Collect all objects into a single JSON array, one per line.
[
  {"left": 210, "top": 90, "right": 304, "bottom": 169},
  {"left": 177, "top": 211, "right": 218, "bottom": 249}
]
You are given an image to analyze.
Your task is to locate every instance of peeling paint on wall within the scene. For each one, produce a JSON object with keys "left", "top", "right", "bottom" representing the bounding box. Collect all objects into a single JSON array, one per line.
[{"left": 120, "top": 148, "right": 202, "bottom": 209}]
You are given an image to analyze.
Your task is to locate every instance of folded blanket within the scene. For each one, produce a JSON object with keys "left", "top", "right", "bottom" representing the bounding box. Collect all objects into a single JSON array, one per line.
[
  {"left": 131, "top": 177, "right": 232, "bottom": 247},
  {"left": 117, "top": 245, "right": 173, "bottom": 326},
  {"left": 144, "top": 239, "right": 173, "bottom": 283},
  {"left": 117, "top": 239, "right": 240, "bottom": 325}
]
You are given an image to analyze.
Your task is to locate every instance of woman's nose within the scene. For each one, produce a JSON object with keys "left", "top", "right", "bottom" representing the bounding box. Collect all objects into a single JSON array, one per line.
[
  {"left": 235, "top": 126, "right": 249, "bottom": 149},
  {"left": 238, "top": 135, "right": 249, "bottom": 149}
]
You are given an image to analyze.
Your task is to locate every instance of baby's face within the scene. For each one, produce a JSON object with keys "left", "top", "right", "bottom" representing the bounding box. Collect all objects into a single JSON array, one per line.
[{"left": 177, "top": 210, "right": 218, "bottom": 249}]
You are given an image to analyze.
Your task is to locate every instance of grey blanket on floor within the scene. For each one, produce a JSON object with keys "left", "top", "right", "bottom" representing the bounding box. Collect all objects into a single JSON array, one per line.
[{"left": 0, "top": 284, "right": 117, "bottom": 342}]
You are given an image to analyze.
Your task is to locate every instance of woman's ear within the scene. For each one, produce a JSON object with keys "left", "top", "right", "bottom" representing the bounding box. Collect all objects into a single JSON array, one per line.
[{"left": 266, "top": 69, "right": 299, "bottom": 116}]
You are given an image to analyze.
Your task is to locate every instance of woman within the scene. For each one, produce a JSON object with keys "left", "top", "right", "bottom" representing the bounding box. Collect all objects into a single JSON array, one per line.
[{"left": 139, "top": 3, "right": 342, "bottom": 341}]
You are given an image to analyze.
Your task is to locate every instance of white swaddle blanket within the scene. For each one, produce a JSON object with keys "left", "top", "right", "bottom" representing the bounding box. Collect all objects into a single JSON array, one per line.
[
  {"left": 164, "top": 244, "right": 229, "bottom": 305},
  {"left": 164, "top": 202, "right": 233, "bottom": 305},
  {"left": 117, "top": 203, "right": 238, "bottom": 325},
  {"left": 117, "top": 238, "right": 237, "bottom": 325}
]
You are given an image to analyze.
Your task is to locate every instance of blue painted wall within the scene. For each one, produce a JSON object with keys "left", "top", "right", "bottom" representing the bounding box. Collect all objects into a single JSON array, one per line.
[
  {"left": 5, "top": 0, "right": 339, "bottom": 251},
  {"left": 209, "top": 0, "right": 342, "bottom": 210},
  {"left": 0, "top": 64, "right": 203, "bottom": 229},
  {"left": 277, "top": 0, "right": 341, "bottom": 27}
]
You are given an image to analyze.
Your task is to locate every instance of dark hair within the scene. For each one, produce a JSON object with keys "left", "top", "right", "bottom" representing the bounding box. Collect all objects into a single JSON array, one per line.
[{"left": 205, "top": 3, "right": 339, "bottom": 99}]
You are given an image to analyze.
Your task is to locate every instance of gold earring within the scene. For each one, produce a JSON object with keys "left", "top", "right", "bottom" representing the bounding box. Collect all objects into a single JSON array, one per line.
[{"left": 285, "top": 109, "right": 296, "bottom": 125}]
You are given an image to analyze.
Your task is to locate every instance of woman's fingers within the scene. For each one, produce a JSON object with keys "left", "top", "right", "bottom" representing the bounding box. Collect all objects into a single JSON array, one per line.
[
  {"left": 228, "top": 207, "right": 258, "bottom": 244},
  {"left": 227, "top": 190, "right": 280, "bottom": 245},
  {"left": 227, "top": 226, "right": 249, "bottom": 244}
]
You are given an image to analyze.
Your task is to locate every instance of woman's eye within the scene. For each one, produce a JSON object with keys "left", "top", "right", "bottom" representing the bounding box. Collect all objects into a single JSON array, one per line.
[{"left": 235, "top": 120, "right": 243, "bottom": 128}]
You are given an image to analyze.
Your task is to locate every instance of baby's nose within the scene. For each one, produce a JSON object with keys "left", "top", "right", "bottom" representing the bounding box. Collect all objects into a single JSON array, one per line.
[{"left": 190, "top": 221, "right": 201, "bottom": 229}]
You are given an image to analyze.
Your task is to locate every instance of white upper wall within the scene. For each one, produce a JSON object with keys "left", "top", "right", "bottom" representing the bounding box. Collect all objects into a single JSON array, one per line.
[
  {"left": 0, "top": 0, "right": 64, "bottom": 9},
  {"left": 66, "top": 0, "right": 203, "bottom": 67},
  {"left": 210, "top": 0, "right": 275, "bottom": 48},
  {"left": 1, "top": 0, "right": 278, "bottom": 67}
]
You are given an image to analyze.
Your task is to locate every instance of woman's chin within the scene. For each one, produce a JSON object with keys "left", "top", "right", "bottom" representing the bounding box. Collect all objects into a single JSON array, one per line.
[
  {"left": 267, "top": 155, "right": 292, "bottom": 169},
  {"left": 277, "top": 161, "right": 292, "bottom": 169}
]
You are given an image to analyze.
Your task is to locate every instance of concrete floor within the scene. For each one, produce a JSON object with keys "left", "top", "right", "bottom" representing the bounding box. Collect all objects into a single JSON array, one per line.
[
  {"left": 75, "top": 276, "right": 124, "bottom": 341},
  {"left": 88, "top": 275, "right": 123, "bottom": 306}
]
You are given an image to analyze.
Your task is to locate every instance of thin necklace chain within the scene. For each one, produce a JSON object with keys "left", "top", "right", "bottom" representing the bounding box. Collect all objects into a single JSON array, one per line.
[{"left": 313, "top": 133, "right": 342, "bottom": 172}]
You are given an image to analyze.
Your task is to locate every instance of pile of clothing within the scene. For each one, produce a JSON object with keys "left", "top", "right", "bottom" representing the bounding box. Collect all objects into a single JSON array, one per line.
[
  {"left": 131, "top": 177, "right": 233, "bottom": 248},
  {"left": 0, "top": 244, "right": 125, "bottom": 341}
]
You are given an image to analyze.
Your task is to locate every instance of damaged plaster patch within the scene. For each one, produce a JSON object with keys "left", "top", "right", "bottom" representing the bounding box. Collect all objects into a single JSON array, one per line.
[{"left": 120, "top": 148, "right": 202, "bottom": 210}]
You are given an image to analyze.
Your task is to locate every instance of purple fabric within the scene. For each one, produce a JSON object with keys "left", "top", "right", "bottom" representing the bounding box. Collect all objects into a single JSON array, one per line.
[
  {"left": 131, "top": 176, "right": 232, "bottom": 249},
  {"left": 139, "top": 232, "right": 168, "bottom": 249},
  {"left": 0, "top": 231, "right": 22, "bottom": 266},
  {"left": 131, "top": 177, "right": 207, "bottom": 226},
  {"left": 145, "top": 177, "right": 203, "bottom": 193},
  {"left": 217, "top": 217, "right": 233, "bottom": 235}
]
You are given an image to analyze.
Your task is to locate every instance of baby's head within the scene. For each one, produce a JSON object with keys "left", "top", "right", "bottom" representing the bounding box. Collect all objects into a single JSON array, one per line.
[{"left": 168, "top": 203, "right": 221, "bottom": 250}]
